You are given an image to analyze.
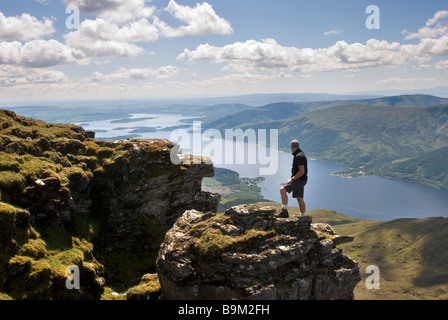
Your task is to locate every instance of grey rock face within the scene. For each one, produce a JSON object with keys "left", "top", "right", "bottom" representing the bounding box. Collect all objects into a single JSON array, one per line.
[
  {"left": 157, "top": 204, "right": 361, "bottom": 300},
  {"left": 89, "top": 139, "right": 220, "bottom": 253}
]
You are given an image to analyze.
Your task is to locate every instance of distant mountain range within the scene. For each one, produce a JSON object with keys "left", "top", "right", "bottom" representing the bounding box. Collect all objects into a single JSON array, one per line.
[
  {"left": 204, "top": 94, "right": 448, "bottom": 189},
  {"left": 204, "top": 94, "right": 448, "bottom": 131},
  {"left": 4, "top": 93, "right": 448, "bottom": 189}
]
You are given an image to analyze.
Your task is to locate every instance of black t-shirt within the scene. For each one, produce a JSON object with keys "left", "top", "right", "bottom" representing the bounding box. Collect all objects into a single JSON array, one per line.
[{"left": 291, "top": 148, "right": 308, "bottom": 180}]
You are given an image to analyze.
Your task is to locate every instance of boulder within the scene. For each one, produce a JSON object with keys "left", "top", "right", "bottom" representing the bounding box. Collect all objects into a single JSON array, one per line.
[{"left": 157, "top": 204, "right": 361, "bottom": 300}]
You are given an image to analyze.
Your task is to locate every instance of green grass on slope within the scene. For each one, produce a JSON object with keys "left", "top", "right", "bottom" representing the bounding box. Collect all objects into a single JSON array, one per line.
[{"left": 246, "top": 200, "right": 448, "bottom": 300}]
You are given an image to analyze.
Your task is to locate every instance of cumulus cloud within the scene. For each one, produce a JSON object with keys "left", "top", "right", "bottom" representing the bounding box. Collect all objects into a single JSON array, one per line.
[
  {"left": 0, "top": 65, "right": 67, "bottom": 87},
  {"left": 177, "top": 9, "right": 448, "bottom": 75},
  {"left": 156, "top": 0, "right": 233, "bottom": 37},
  {"left": 64, "top": 0, "right": 155, "bottom": 23},
  {"left": 402, "top": 10, "right": 448, "bottom": 39},
  {"left": 435, "top": 60, "right": 448, "bottom": 69},
  {"left": 178, "top": 38, "right": 428, "bottom": 73},
  {"left": 91, "top": 66, "right": 180, "bottom": 81},
  {"left": 64, "top": 18, "right": 157, "bottom": 58},
  {"left": 65, "top": 18, "right": 159, "bottom": 43},
  {"left": 0, "top": 12, "right": 55, "bottom": 41},
  {"left": 177, "top": 30, "right": 448, "bottom": 74},
  {"left": 63, "top": 1, "right": 232, "bottom": 59},
  {"left": 0, "top": 39, "right": 87, "bottom": 67},
  {"left": 419, "top": 36, "right": 448, "bottom": 55}
]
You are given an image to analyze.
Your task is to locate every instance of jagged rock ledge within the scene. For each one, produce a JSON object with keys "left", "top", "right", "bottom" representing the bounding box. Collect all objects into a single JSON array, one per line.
[
  {"left": 0, "top": 110, "right": 221, "bottom": 298},
  {"left": 157, "top": 204, "right": 361, "bottom": 300}
]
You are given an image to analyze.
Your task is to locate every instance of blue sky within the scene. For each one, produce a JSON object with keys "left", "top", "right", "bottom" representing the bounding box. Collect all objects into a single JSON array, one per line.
[{"left": 0, "top": 0, "right": 447, "bottom": 102}]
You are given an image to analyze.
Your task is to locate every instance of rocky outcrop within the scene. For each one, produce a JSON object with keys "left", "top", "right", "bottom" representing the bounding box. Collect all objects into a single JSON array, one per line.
[
  {"left": 157, "top": 204, "right": 361, "bottom": 300},
  {"left": 89, "top": 139, "right": 220, "bottom": 282},
  {"left": 0, "top": 110, "right": 219, "bottom": 298},
  {"left": 1, "top": 110, "right": 360, "bottom": 300}
]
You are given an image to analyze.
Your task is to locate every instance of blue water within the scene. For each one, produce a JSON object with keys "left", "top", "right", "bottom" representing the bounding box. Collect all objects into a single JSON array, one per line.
[
  {"left": 79, "top": 115, "right": 448, "bottom": 222},
  {"left": 256, "top": 154, "right": 448, "bottom": 221}
]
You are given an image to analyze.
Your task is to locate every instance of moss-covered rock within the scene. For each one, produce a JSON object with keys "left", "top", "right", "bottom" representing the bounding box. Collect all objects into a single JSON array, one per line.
[
  {"left": 157, "top": 205, "right": 361, "bottom": 300},
  {"left": 126, "top": 273, "right": 161, "bottom": 300},
  {"left": 0, "top": 110, "right": 219, "bottom": 299}
]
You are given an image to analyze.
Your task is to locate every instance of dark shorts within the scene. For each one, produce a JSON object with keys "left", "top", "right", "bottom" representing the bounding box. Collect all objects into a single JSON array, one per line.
[{"left": 283, "top": 178, "right": 308, "bottom": 198}]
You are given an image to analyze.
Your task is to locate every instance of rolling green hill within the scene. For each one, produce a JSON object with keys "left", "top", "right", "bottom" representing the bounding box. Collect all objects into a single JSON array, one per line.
[
  {"left": 277, "top": 104, "right": 448, "bottom": 188},
  {"left": 326, "top": 212, "right": 448, "bottom": 300},
  {"left": 376, "top": 146, "right": 448, "bottom": 189},
  {"left": 206, "top": 95, "right": 448, "bottom": 189},
  {"left": 249, "top": 201, "right": 448, "bottom": 300},
  {"left": 204, "top": 101, "right": 337, "bottom": 130}
]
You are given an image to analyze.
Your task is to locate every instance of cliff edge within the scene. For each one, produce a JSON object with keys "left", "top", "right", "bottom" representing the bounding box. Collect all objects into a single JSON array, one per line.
[{"left": 0, "top": 109, "right": 219, "bottom": 299}]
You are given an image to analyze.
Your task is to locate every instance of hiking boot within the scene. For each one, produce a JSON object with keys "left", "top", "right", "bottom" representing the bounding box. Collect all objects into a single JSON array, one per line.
[{"left": 275, "top": 208, "right": 289, "bottom": 218}]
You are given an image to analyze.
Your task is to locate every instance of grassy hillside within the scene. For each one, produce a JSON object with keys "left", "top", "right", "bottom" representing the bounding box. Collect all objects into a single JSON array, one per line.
[
  {"left": 249, "top": 201, "right": 448, "bottom": 300},
  {"left": 277, "top": 104, "right": 448, "bottom": 188},
  {"left": 202, "top": 167, "right": 265, "bottom": 212},
  {"left": 376, "top": 146, "right": 448, "bottom": 189},
  {"left": 202, "top": 95, "right": 448, "bottom": 189},
  {"left": 204, "top": 101, "right": 336, "bottom": 130}
]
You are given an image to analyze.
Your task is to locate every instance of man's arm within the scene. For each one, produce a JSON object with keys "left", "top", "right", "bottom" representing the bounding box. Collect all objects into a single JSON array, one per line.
[{"left": 288, "top": 165, "right": 305, "bottom": 183}]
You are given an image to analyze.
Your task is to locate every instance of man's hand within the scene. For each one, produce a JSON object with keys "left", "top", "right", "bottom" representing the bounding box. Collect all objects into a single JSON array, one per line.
[{"left": 286, "top": 179, "right": 292, "bottom": 184}]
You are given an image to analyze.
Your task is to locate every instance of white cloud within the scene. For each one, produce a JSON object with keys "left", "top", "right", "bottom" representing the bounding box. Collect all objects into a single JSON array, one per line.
[
  {"left": 435, "top": 60, "right": 448, "bottom": 69},
  {"left": 301, "top": 74, "right": 312, "bottom": 79},
  {"left": 63, "top": 1, "right": 232, "bottom": 59},
  {"left": 323, "top": 30, "right": 340, "bottom": 36},
  {"left": 178, "top": 9, "right": 448, "bottom": 74},
  {"left": 64, "top": 18, "right": 155, "bottom": 58},
  {"left": 70, "top": 18, "right": 159, "bottom": 43},
  {"left": 91, "top": 66, "right": 180, "bottom": 81},
  {"left": 0, "top": 65, "right": 67, "bottom": 87},
  {"left": 156, "top": 0, "right": 233, "bottom": 37},
  {"left": 178, "top": 38, "right": 430, "bottom": 73},
  {"left": 0, "top": 39, "right": 87, "bottom": 67},
  {"left": 375, "top": 77, "right": 435, "bottom": 85},
  {"left": 0, "top": 12, "right": 55, "bottom": 41},
  {"left": 419, "top": 36, "right": 448, "bottom": 55},
  {"left": 402, "top": 10, "right": 448, "bottom": 39},
  {"left": 64, "top": 0, "right": 155, "bottom": 23}
]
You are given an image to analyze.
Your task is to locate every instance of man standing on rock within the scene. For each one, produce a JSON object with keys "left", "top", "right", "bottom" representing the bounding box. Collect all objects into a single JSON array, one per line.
[{"left": 277, "top": 140, "right": 308, "bottom": 218}]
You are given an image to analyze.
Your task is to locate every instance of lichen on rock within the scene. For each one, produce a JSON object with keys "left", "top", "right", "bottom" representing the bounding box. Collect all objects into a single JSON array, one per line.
[{"left": 157, "top": 204, "right": 361, "bottom": 300}]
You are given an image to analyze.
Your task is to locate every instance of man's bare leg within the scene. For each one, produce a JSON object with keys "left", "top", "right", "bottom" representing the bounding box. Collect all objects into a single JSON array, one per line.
[
  {"left": 280, "top": 187, "right": 288, "bottom": 206},
  {"left": 276, "top": 187, "right": 290, "bottom": 217},
  {"left": 297, "top": 197, "right": 306, "bottom": 216}
]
